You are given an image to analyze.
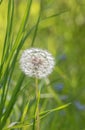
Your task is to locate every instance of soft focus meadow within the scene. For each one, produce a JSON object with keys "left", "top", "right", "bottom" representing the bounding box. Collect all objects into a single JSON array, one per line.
[{"left": 0, "top": 0, "right": 85, "bottom": 130}]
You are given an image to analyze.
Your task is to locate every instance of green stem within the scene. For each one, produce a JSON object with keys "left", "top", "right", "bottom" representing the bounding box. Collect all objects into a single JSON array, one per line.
[{"left": 35, "top": 78, "right": 40, "bottom": 130}]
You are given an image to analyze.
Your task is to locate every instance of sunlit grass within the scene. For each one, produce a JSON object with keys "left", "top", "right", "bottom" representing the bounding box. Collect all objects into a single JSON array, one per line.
[{"left": 0, "top": 0, "right": 85, "bottom": 130}]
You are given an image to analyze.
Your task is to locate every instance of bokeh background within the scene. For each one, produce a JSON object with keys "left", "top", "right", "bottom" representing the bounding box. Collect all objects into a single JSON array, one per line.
[{"left": 0, "top": 0, "right": 85, "bottom": 130}]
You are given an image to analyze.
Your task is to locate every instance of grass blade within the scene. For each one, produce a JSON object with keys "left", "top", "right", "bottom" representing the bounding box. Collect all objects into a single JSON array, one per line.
[
  {"left": 0, "top": 0, "right": 14, "bottom": 76},
  {"left": 42, "top": 9, "right": 69, "bottom": 21}
]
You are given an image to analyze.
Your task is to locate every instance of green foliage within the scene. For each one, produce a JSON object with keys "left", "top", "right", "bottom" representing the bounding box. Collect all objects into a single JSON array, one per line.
[{"left": 0, "top": 0, "right": 85, "bottom": 130}]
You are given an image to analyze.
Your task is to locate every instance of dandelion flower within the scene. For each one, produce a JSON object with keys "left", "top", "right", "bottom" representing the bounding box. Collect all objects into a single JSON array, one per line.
[{"left": 20, "top": 48, "right": 55, "bottom": 79}]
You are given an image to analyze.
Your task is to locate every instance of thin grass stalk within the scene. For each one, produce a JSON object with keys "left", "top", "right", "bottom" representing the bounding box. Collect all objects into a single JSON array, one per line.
[
  {"left": 35, "top": 78, "right": 40, "bottom": 130},
  {"left": 4, "top": 0, "right": 14, "bottom": 60},
  {"left": 0, "top": 0, "right": 14, "bottom": 78},
  {"left": 0, "top": 67, "right": 9, "bottom": 119},
  {"left": 1, "top": 0, "right": 11, "bottom": 63},
  {"left": 31, "top": 0, "right": 43, "bottom": 46}
]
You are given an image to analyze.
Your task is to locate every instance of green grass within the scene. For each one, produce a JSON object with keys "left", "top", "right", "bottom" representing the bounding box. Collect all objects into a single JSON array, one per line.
[{"left": 0, "top": 0, "right": 85, "bottom": 130}]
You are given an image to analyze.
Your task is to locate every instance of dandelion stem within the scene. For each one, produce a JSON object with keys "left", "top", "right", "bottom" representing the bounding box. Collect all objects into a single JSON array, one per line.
[{"left": 35, "top": 78, "right": 40, "bottom": 130}]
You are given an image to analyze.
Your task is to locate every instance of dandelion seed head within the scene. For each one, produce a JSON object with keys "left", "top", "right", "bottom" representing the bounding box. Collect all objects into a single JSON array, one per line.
[{"left": 20, "top": 48, "right": 55, "bottom": 79}]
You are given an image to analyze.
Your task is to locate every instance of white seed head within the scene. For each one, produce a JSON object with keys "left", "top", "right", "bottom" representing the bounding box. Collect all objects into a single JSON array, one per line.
[{"left": 20, "top": 48, "right": 55, "bottom": 79}]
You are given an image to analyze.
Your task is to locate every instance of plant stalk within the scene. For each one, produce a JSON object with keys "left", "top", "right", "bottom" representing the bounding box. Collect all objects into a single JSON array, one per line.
[{"left": 35, "top": 78, "right": 40, "bottom": 130}]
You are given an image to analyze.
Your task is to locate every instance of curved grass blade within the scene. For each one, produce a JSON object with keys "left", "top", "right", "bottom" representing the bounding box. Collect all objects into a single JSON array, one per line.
[
  {"left": 42, "top": 9, "right": 69, "bottom": 21},
  {"left": 31, "top": 4, "right": 41, "bottom": 47},
  {"left": 39, "top": 103, "right": 71, "bottom": 118},
  {"left": 0, "top": 0, "right": 14, "bottom": 76},
  {"left": 20, "top": 101, "right": 30, "bottom": 122}
]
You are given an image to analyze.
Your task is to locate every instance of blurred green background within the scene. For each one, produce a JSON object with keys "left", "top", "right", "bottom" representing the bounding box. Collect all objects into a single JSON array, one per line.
[{"left": 0, "top": 0, "right": 85, "bottom": 130}]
